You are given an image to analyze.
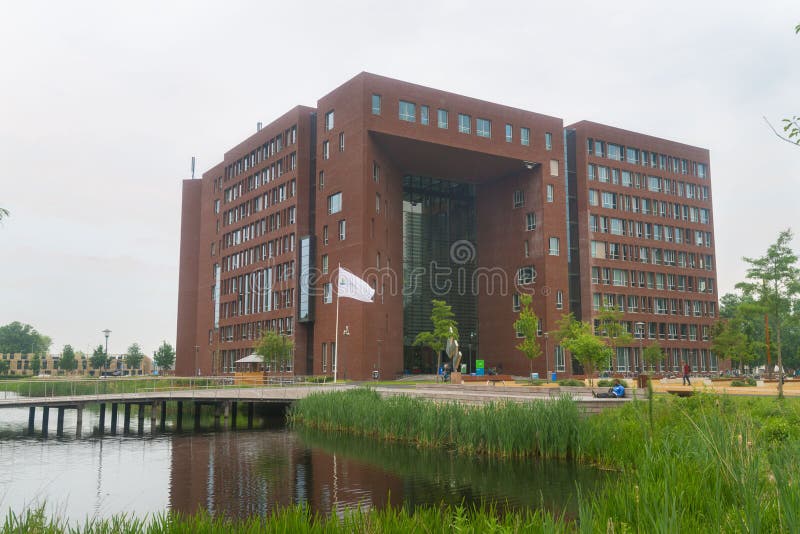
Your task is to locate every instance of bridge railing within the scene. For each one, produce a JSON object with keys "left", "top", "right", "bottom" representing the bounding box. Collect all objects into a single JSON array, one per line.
[{"left": 0, "top": 375, "right": 345, "bottom": 402}]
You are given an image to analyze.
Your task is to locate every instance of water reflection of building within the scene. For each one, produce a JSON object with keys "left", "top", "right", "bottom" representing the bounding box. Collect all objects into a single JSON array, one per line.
[{"left": 168, "top": 430, "right": 403, "bottom": 517}]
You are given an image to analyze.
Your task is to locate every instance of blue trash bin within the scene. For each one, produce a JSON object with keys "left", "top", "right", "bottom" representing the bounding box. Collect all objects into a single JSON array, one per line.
[{"left": 551, "top": 372, "right": 557, "bottom": 382}]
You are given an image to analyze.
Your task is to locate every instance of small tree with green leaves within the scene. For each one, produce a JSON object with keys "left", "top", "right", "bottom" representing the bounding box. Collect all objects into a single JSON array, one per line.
[
  {"left": 642, "top": 341, "right": 665, "bottom": 373},
  {"left": 596, "top": 306, "right": 634, "bottom": 372},
  {"left": 30, "top": 354, "right": 41, "bottom": 376},
  {"left": 0, "top": 359, "right": 9, "bottom": 375},
  {"left": 712, "top": 318, "right": 759, "bottom": 373},
  {"left": 125, "top": 343, "right": 145, "bottom": 373},
  {"left": 736, "top": 229, "right": 800, "bottom": 398},
  {"left": 256, "top": 330, "right": 294, "bottom": 373},
  {"left": 553, "top": 314, "right": 612, "bottom": 386},
  {"left": 0, "top": 207, "right": 9, "bottom": 221},
  {"left": 59, "top": 345, "right": 78, "bottom": 373},
  {"left": 513, "top": 294, "right": 541, "bottom": 378},
  {"left": 413, "top": 299, "right": 459, "bottom": 380},
  {"left": 154, "top": 341, "right": 176, "bottom": 371},
  {"left": 89, "top": 344, "right": 108, "bottom": 372}
]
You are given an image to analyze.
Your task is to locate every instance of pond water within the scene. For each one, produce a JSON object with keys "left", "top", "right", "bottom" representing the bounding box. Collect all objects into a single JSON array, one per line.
[{"left": 0, "top": 398, "right": 603, "bottom": 523}]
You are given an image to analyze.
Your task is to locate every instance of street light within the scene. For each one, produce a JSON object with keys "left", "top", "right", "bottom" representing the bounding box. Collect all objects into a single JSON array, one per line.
[
  {"left": 102, "top": 329, "right": 111, "bottom": 376},
  {"left": 469, "top": 332, "right": 475, "bottom": 374},
  {"left": 193, "top": 345, "right": 200, "bottom": 376},
  {"left": 635, "top": 322, "right": 645, "bottom": 373},
  {"left": 544, "top": 332, "right": 550, "bottom": 380}
]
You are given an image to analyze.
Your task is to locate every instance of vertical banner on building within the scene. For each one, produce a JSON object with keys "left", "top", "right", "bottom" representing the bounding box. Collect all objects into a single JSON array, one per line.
[
  {"left": 214, "top": 264, "right": 221, "bottom": 329},
  {"left": 298, "top": 235, "right": 312, "bottom": 322}
]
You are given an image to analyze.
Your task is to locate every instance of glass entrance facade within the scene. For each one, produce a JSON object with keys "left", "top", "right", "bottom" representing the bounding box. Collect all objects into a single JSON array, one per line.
[{"left": 402, "top": 175, "right": 478, "bottom": 373}]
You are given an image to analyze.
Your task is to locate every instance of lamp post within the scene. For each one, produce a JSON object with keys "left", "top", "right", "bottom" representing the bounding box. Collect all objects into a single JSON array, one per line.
[
  {"left": 544, "top": 332, "right": 550, "bottom": 380},
  {"left": 469, "top": 332, "right": 475, "bottom": 374},
  {"left": 635, "top": 322, "right": 645, "bottom": 374},
  {"left": 102, "top": 329, "right": 111, "bottom": 376},
  {"left": 193, "top": 345, "right": 200, "bottom": 376}
]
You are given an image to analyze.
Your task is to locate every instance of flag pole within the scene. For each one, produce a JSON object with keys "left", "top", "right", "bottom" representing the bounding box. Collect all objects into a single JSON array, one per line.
[{"left": 334, "top": 263, "right": 341, "bottom": 383}]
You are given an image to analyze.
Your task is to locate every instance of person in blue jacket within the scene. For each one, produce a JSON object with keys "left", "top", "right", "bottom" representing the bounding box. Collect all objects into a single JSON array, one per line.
[{"left": 594, "top": 379, "right": 625, "bottom": 398}]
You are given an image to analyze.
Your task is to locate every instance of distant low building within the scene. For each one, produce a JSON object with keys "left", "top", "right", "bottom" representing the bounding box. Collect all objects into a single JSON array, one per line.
[{"left": 0, "top": 353, "right": 153, "bottom": 377}]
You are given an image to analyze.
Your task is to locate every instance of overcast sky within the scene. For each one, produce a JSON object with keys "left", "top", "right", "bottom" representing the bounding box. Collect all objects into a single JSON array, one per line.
[{"left": 1, "top": 1, "right": 798, "bottom": 356}]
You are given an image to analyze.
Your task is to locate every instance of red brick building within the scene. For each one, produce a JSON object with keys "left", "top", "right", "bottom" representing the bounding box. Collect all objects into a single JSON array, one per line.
[{"left": 176, "top": 73, "right": 719, "bottom": 379}]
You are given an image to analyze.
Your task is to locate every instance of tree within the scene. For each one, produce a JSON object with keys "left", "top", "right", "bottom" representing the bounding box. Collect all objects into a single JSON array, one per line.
[
  {"left": 711, "top": 319, "right": 758, "bottom": 373},
  {"left": 642, "top": 341, "right": 665, "bottom": 373},
  {"left": 513, "top": 294, "right": 541, "bottom": 377},
  {"left": 553, "top": 314, "right": 612, "bottom": 386},
  {"left": 0, "top": 207, "right": 8, "bottom": 221},
  {"left": 30, "top": 354, "right": 41, "bottom": 376},
  {"left": 413, "top": 299, "right": 459, "bottom": 379},
  {"left": 256, "top": 331, "right": 294, "bottom": 372},
  {"left": 154, "top": 341, "right": 176, "bottom": 371},
  {"left": 736, "top": 229, "right": 800, "bottom": 398},
  {"left": 0, "top": 322, "right": 52, "bottom": 354},
  {"left": 89, "top": 344, "right": 108, "bottom": 371},
  {"left": 125, "top": 343, "right": 145, "bottom": 372},
  {"left": 595, "top": 306, "right": 634, "bottom": 372},
  {"left": 0, "top": 360, "right": 9, "bottom": 375},
  {"left": 59, "top": 345, "right": 77, "bottom": 373}
]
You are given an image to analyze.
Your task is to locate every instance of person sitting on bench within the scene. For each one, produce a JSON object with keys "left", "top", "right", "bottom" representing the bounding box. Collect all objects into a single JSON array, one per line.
[{"left": 594, "top": 379, "right": 625, "bottom": 398}]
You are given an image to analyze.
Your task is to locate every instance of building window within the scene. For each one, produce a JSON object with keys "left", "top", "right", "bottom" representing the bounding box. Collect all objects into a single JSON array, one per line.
[
  {"left": 323, "top": 283, "right": 332, "bottom": 304},
  {"left": 505, "top": 124, "right": 513, "bottom": 143},
  {"left": 517, "top": 266, "right": 535, "bottom": 285},
  {"left": 372, "top": 94, "right": 381, "bottom": 115},
  {"left": 322, "top": 254, "right": 329, "bottom": 274},
  {"left": 376, "top": 193, "right": 381, "bottom": 213},
  {"left": 524, "top": 240, "right": 529, "bottom": 257},
  {"left": 339, "top": 132, "right": 345, "bottom": 152},
  {"left": 458, "top": 113, "right": 471, "bottom": 134},
  {"left": 526, "top": 212, "right": 536, "bottom": 231},
  {"left": 322, "top": 140, "right": 330, "bottom": 160},
  {"left": 321, "top": 343, "right": 328, "bottom": 372},
  {"left": 512, "top": 293, "right": 521, "bottom": 312},
  {"left": 556, "top": 290, "right": 563, "bottom": 309},
  {"left": 437, "top": 109, "right": 448, "bottom": 129},
  {"left": 420, "top": 105, "right": 429, "bottom": 125},
  {"left": 399, "top": 100, "right": 416, "bottom": 122},
  {"left": 549, "top": 159, "right": 559, "bottom": 177},
  {"left": 324, "top": 110, "right": 334, "bottom": 132},
  {"left": 549, "top": 237, "right": 560, "bottom": 256},
  {"left": 520, "top": 127, "right": 530, "bottom": 146},
  {"left": 545, "top": 132, "right": 552, "bottom": 150},
  {"left": 319, "top": 171, "right": 325, "bottom": 190},
  {"left": 476, "top": 118, "right": 491, "bottom": 138},
  {"left": 328, "top": 192, "right": 342, "bottom": 214},
  {"left": 338, "top": 219, "right": 346, "bottom": 240},
  {"left": 323, "top": 225, "right": 328, "bottom": 245},
  {"left": 373, "top": 161, "right": 380, "bottom": 182},
  {"left": 513, "top": 190, "right": 524, "bottom": 208},
  {"left": 554, "top": 346, "right": 565, "bottom": 372},
  {"left": 547, "top": 184, "right": 554, "bottom": 203}
]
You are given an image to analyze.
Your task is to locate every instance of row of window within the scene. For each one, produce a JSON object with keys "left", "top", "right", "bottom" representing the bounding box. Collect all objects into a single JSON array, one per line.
[
  {"left": 587, "top": 165, "right": 711, "bottom": 199},
  {"left": 222, "top": 152, "right": 296, "bottom": 206},
  {"left": 603, "top": 347, "right": 717, "bottom": 374},
  {"left": 587, "top": 137, "right": 708, "bottom": 179},
  {"left": 220, "top": 288, "right": 295, "bottom": 320},
  {"left": 589, "top": 217, "right": 711, "bottom": 243},
  {"left": 588, "top": 190, "right": 712, "bottom": 225},
  {"left": 221, "top": 233, "right": 295, "bottom": 273},
  {"left": 223, "top": 126, "right": 298, "bottom": 182},
  {"left": 217, "top": 317, "right": 294, "bottom": 343},
  {"left": 591, "top": 267, "right": 714, "bottom": 294},
  {"left": 513, "top": 184, "right": 556, "bottom": 209},
  {"left": 222, "top": 207, "right": 296, "bottom": 250},
  {"left": 222, "top": 179, "right": 296, "bottom": 228},
  {"left": 221, "top": 261, "right": 295, "bottom": 297},
  {"left": 590, "top": 241, "right": 714, "bottom": 269},
  {"left": 371, "top": 94, "right": 552, "bottom": 149},
  {"left": 593, "top": 293, "right": 716, "bottom": 319}
]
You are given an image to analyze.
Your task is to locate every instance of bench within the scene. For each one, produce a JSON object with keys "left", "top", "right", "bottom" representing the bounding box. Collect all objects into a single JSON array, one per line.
[{"left": 462, "top": 374, "right": 515, "bottom": 386}]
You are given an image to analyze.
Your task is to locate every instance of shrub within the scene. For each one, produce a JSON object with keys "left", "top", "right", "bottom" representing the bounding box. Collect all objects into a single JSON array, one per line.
[
  {"left": 731, "top": 378, "right": 757, "bottom": 387},
  {"left": 558, "top": 379, "right": 585, "bottom": 387}
]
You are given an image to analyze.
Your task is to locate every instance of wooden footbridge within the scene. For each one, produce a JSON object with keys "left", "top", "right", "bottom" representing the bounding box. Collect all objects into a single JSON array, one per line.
[{"left": 0, "top": 378, "right": 625, "bottom": 437}]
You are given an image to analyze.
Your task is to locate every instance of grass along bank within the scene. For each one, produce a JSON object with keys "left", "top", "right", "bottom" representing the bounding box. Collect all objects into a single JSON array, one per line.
[
  {"left": 289, "top": 387, "right": 800, "bottom": 532},
  {"left": 288, "top": 387, "right": 581, "bottom": 459}
]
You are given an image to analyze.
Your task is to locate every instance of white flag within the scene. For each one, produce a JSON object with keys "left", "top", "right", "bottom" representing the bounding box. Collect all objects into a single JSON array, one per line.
[{"left": 337, "top": 267, "right": 375, "bottom": 303}]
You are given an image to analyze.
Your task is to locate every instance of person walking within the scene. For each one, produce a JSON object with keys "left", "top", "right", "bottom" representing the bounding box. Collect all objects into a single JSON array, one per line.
[{"left": 683, "top": 361, "right": 692, "bottom": 386}]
